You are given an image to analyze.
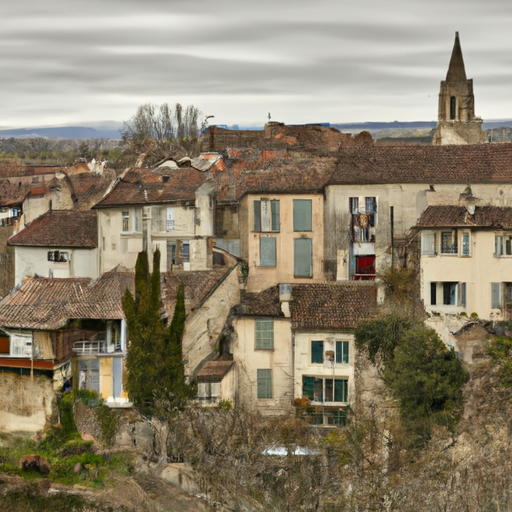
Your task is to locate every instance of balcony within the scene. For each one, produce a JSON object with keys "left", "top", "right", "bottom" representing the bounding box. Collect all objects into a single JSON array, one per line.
[{"left": 72, "top": 333, "right": 122, "bottom": 356}]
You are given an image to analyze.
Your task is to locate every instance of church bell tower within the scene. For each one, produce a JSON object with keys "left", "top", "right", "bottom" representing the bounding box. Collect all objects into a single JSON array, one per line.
[{"left": 432, "top": 32, "right": 485, "bottom": 145}]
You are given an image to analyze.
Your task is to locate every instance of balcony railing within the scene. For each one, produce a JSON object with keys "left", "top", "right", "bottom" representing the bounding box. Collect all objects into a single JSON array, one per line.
[{"left": 72, "top": 335, "right": 122, "bottom": 356}]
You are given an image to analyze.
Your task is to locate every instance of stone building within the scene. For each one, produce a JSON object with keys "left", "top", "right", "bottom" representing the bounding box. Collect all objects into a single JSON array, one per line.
[{"left": 432, "top": 32, "right": 485, "bottom": 145}]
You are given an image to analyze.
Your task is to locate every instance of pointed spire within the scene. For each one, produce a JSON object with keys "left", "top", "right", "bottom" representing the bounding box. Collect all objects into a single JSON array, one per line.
[{"left": 446, "top": 31, "right": 467, "bottom": 82}]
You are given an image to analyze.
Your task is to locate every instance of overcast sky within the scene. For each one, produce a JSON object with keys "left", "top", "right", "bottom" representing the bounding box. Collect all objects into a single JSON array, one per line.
[{"left": 1, "top": 0, "right": 512, "bottom": 128}]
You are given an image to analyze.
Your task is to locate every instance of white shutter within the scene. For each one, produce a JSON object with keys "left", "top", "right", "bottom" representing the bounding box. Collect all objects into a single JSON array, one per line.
[{"left": 421, "top": 231, "right": 436, "bottom": 255}]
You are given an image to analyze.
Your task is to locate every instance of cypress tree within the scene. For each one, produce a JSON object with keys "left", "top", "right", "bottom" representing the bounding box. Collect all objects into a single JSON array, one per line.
[{"left": 123, "top": 249, "right": 193, "bottom": 413}]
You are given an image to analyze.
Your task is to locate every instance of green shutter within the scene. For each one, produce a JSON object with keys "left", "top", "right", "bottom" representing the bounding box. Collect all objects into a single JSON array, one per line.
[
  {"left": 257, "top": 369, "right": 272, "bottom": 399},
  {"left": 255, "top": 319, "right": 274, "bottom": 349},
  {"left": 271, "top": 200, "right": 280, "bottom": 231},
  {"left": 260, "top": 237, "right": 276, "bottom": 266},
  {"left": 294, "top": 238, "right": 312, "bottom": 277},
  {"left": 336, "top": 341, "right": 342, "bottom": 364},
  {"left": 254, "top": 200, "right": 261, "bottom": 231},
  {"left": 293, "top": 199, "right": 312, "bottom": 231},
  {"left": 336, "top": 341, "right": 349, "bottom": 363},
  {"left": 303, "top": 376, "right": 315, "bottom": 400},
  {"left": 335, "top": 380, "right": 348, "bottom": 402},
  {"left": 311, "top": 341, "right": 323, "bottom": 363},
  {"left": 343, "top": 341, "right": 349, "bottom": 363}
]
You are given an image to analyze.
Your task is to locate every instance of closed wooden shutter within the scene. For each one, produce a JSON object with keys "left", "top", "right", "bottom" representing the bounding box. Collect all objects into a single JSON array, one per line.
[
  {"left": 294, "top": 238, "right": 312, "bottom": 277},
  {"left": 311, "top": 340, "right": 323, "bottom": 363},
  {"left": 260, "top": 237, "right": 276, "bottom": 266},
  {"left": 253, "top": 201, "right": 261, "bottom": 231},
  {"left": 257, "top": 369, "right": 272, "bottom": 399},
  {"left": 293, "top": 199, "right": 312, "bottom": 231}
]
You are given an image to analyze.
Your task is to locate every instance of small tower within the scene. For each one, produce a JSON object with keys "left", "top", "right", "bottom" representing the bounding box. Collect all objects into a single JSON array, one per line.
[{"left": 432, "top": 32, "right": 485, "bottom": 145}]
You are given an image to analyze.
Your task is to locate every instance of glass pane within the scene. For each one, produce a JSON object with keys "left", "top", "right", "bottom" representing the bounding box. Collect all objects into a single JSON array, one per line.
[
  {"left": 293, "top": 200, "right": 312, "bottom": 231},
  {"left": 314, "top": 378, "right": 323, "bottom": 402},
  {"left": 325, "top": 379, "right": 333, "bottom": 402},
  {"left": 260, "top": 237, "right": 276, "bottom": 266},
  {"left": 336, "top": 341, "right": 341, "bottom": 364},
  {"left": 335, "top": 380, "right": 347, "bottom": 402},
  {"left": 303, "top": 376, "right": 315, "bottom": 400}
]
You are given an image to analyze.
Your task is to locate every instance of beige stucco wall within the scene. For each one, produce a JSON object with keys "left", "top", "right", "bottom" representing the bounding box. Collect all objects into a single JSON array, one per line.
[
  {"left": 241, "top": 194, "right": 324, "bottom": 293},
  {"left": 14, "top": 246, "right": 98, "bottom": 283},
  {"left": 421, "top": 229, "right": 512, "bottom": 320},
  {"left": 233, "top": 316, "right": 293, "bottom": 415},
  {"left": 183, "top": 265, "right": 240, "bottom": 380},
  {"left": 294, "top": 331, "right": 355, "bottom": 405},
  {"left": 0, "top": 373, "right": 54, "bottom": 433},
  {"left": 325, "top": 182, "right": 512, "bottom": 281}
]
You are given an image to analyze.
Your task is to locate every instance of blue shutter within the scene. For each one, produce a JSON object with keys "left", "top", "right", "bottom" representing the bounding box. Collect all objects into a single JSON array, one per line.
[
  {"left": 253, "top": 200, "right": 261, "bottom": 231},
  {"left": 257, "top": 369, "right": 272, "bottom": 399},
  {"left": 294, "top": 238, "right": 312, "bottom": 277},
  {"left": 293, "top": 199, "right": 312, "bottom": 231},
  {"left": 311, "top": 341, "right": 323, "bottom": 363},
  {"left": 260, "top": 237, "right": 276, "bottom": 266}
]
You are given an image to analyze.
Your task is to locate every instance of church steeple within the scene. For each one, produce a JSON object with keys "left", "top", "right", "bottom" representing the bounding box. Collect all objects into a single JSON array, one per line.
[
  {"left": 432, "top": 32, "right": 484, "bottom": 145},
  {"left": 446, "top": 32, "right": 467, "bottom": 82}
]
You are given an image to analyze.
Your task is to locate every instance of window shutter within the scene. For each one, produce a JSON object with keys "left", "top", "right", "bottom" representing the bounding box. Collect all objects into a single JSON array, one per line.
[
  {"left": 255, "top": 319, "right": 274, "bottom": 349},
  {"left": 495, "top": 236, "right": 503, "bottom": 257},
  {"left": 302, "top": 376, "right": 315, "bottom": 400},
  {"left": 336, "top": 341, "right": 341, "bottom": 364},
  {"left": 260, "top": 237, "right": 276, "bottom": 266},
  {"left": 491, "top": 283, "right": 502, "bottom": 309},
  {"left": 343, "top": 341, "right": 349, "bottom": 363},
  {"left": 335, "top": 380, "right": 348, "bottom": 402},
  {"left": 311, "top": 341, "right": 324, "bottom": 363},
  {"left": 271, "top": 200, "right": 280, "bottom": 231},
  {"left": 293, "top": 199, "right": 312, "bottom": 231},
  {"left": 430, "top": 282, "right": 437, "bottom": 305},
  {"left": 294, "top": 238, "right": 313, "bottom": 277},
  {"left": 253, "top": 201, "right": 261, "bottom": 231},
  {"left": 257, "top": 369, "right": 272, "bottom": 399},
  {"left": 421, "top": 231, "right": 436, "bottom": 255}
]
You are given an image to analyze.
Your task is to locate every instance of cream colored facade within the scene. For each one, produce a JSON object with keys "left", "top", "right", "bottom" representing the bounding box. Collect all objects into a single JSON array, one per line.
[
  {"left": 421, "top": 228, "right": 512, "bottom": 320},
  {"left": 240, "top": 193, "right": 324, "bottom": 293},
  {"left": 294, "top": 331, "right": 355, "bottom": 426},
  {"left": 14, "top": 246, "right": 98, "bottom": 283},
  {"left": 233, "top": 316, "right": 293, "bottom": 415},
  {"left": 325, "top": 183, "right": 512, "bottom": 283}
]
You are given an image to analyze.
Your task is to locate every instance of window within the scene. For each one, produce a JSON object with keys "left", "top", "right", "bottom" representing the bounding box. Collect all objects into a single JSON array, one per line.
[
  {"left": 450, "top": 96, "right": 456, "bottom": 120},
  {"left": 181, "top": 242, "right": 190, "bottom": 262},
  {"left": 350, "top": 196, "right": 376, "bottom": 243},
  {"left": 166, "top": 207, "right": 175, "bottom": 232},
  {"left": 431, "top": 282, "right": 437, "bottom": 305},
  {"left": 311, "top": 340, "right": 324, "bottom": 364},
  {"left": 133, "top": 209, "right": 142, "bottom": 232},
  {"left": 421, "top": 231, "right": 436, "bottom": 256},
  {"left": 302, "top": 376, "right": 348, "bottom": 403},
  {"left": 440, "top": 231, "right": 457, "bottom": 254},
  {"left": 461, "top": 232, "right": 471, "bottom": 256},
  {"left": 495, "top": 235, "right": 512, "bottom": 257},
  {"left": 47, "top": 250, "right": 68, "bottom": 262},
  {"left": 443, "top": 282, "right": 457, "bottom": 305},
  {"left": 254, "top": 199, "right": 279, "bottom": 232},
  {"left": 255, "top": 319, "right": 274, "bottom": 350},
  {"left": 260, "top": 237, "right": 276, "bottom": 266},
  {"left": 197, "top": 382, "right": 220, "bottom": 403},
  {"left": 492, "top": 282, "right": 502, "bottom": 310},
  {"left": 257, "top": 369, "right": 272, "bottom": 399},
  {"left": 122, "top": 210, "right": 130, "bottom": 232},
  {"left": 336, "top": 341, "right": 349, "bottom": 364},
  {"left": 294, "top": 238, "right": 312, "bottom": 277},
  {"left": 293, "top": 199, "right": 312, "bottom": 231}
]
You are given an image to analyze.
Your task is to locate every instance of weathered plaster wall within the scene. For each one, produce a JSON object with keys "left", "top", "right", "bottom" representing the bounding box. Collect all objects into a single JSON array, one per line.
[
  {"left": 183, "top": 266, "right": 240, "bottom": 380},
  {"left": 233, "top": 317, "right": 293, "bottom": 415},
  {"left": 0, "top": 373, "right": 54, "bottom": 434},
  {"left": 243, "top": 193, "right": 324, "bottom": 293}
]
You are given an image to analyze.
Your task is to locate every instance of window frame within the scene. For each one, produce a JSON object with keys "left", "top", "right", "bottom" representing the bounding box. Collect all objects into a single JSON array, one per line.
[
  {"left": 253, "top": 199, "right": 280, "bottom": 232},
  {"left": 255, "top": 319, "right": 274, "bottom": 350},
  {"left": 440, "top": 231, "right": 458, "bottom": 255},
  {"left": 335, "top": 341, "right": 350, "bottom": 364},
  {"left": 302, "top": 376, "right": 348, "bottom": 404}
]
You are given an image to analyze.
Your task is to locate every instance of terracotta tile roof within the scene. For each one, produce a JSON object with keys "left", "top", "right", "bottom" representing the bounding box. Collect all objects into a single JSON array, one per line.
[
  {"left": 0, "top": 277, "right": 91, "bottom": 330},
  {"left": 330, "top": 144, "right": 512, "bottom": 185},
  {"left": 161, "top": 267, "right": 231, "bottom": 319},
  {"left": 67, "top": 267, "right": 135, "bottom": 320},
  {"left": 197, "top": 360, "right": 234, "bottom": 382},
  {"left": 237, "top": 286, "right": 283, "bottom": 317},
  {"left": 417, "top": 205, "right": 512, "bottom": 228},
  {"left": 8, "top": 210, "right": 98, "bottom": 248},
  {"left": 63, "top": 170, "right": 116, "bottom": 209},
  {"left": 290, "top": 282, "right": 378, "bottom": 330},
  {"left": 219, "top": 150, "right": 336, "bottom": 201},
  {"left": 93, "top": 168, "right": 210, "bottom": 208}
]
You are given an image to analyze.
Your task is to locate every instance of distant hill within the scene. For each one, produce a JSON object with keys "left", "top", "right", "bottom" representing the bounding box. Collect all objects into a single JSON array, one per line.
[{"left": 0, "top": 126, "right": 122, "bottom": 140}]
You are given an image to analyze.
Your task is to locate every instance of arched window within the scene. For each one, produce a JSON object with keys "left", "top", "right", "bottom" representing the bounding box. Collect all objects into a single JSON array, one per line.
[{"left": 450, "top": 97, "right": 456, "bottom": 120}]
